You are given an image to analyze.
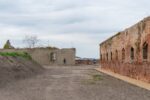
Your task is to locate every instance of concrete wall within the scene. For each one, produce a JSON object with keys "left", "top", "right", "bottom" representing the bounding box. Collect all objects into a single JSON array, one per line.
[
  {"left": 0, "top": 48, "right": 76, "bottom": 66},
  {"left": 100, "top": 17, "right": 150, "bottom": 82},
  {"left": 56, "top": 48, "right": 76, "bottom": 65}
]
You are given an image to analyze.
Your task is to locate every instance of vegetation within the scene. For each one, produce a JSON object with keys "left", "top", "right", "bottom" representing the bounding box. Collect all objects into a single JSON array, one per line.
[
  {"left": 82, "top": 74, "right": 103, "bottom": 85},
  {"left": 92, "top": 74, "right": 102, "bottom": 81},
  {"left": 3, "top": 40, "right": 14, "bottom": 49},
  {"left": 23, "top": 35, "right": 39, "bottom": 48},
  {"left": 46, "top": 46, "right": 58, "bottom": 49},
  {"left": 0, "top": 52, "right": 32, "bottom": 60},
  {"left": 3, "top": 43, "right": 10, "bottom": 49}
]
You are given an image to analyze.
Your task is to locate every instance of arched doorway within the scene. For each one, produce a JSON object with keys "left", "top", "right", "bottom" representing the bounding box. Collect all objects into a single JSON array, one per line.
[
  {"left": 50, "top": 52, "right": 56, "bottom": 62},
  {"left": 63, "top": 58, "right": 66, "bottom": 64},
  {"left": 143, "top": 42, "right": 148, "bottom": 60},
  {"left": 122, "top": 48, "right": 125, "bottom": 61},
  {"left": 130, "top": 47, "right": 134, "bottom": 60}
]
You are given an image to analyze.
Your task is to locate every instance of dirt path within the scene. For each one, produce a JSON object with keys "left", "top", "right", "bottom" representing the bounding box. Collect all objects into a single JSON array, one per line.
[
  {"left": 0, "top": 66, "right": 149, "bottom": 100},
  {"left": 96, "top": 68, "right": 150, "bottom": 90}
]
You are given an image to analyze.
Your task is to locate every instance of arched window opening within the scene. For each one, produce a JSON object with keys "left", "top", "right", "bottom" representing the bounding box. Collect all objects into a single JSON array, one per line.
[
  {"left": 116, "top": 50, "right": 118, "bottom": 60},
  {"left": 122, "top": 48, "right": 125, "bottom": 60},
  {"left": 50, "top": 52, "right": 56, "bottom": 62},
  {"left": 103, "top": 54, "right": 105, "bottom": 61},
  {"left": 111, "top": 52, "right": 112, "bottom": 60},
  {"left": 131, "top": 47, "right": 134, "bottom": 60},
  {"left": 143, "top": 42, "right": 148, "bottom": 60},
  {"left": 101, "top": 54, "right": 102, "bottom": 61},
  {"left": 106, "top": 53, "right": 108, "bottom": 61},
  {"left": 63, "top": 58, "right": 67, "bottom": 64}
]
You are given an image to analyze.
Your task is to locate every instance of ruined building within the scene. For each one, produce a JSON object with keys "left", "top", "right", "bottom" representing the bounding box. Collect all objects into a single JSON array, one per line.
[
  {"left": 100, "top": 17, "right": 150, "bottom": 82},
  {"left": 0, "top": 40, "right": 76, "bottom": 66},
  {"left": 0, "top": 48, "right": 76, "bottom": 66}
]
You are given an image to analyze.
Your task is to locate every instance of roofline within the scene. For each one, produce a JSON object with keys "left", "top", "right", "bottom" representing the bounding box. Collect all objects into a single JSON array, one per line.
[
  {"left": 100, "top": 32, "right": 122, "bottom": 46},
  {"left": 100, "top": 16, "right": 150, "bottom": 46}
]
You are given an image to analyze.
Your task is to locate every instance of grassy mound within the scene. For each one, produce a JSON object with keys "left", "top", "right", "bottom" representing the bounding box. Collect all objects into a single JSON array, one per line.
[{"left": 0, "top": 53, "right": 44, "bottom": 88}]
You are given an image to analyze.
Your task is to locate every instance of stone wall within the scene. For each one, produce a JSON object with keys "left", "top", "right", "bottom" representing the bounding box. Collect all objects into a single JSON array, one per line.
[
  {"left": 56, "top": 48, "right": 76, "bottom": 65},
  {"left": 100, "top": 17, "right": 150, "bottom": 83},
  {"left": 0, "top": 48, "right": 76, "bottom": 66}
]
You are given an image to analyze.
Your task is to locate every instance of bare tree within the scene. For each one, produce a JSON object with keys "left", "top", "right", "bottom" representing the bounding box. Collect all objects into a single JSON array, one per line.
[{"left": 23, "top": 35, "right": 39, "bottom": 48}]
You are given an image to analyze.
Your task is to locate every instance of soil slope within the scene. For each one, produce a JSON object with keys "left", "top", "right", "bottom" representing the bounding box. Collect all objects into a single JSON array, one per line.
[{"left": 0, "top": 56, "right": 44, "bottom": 87}]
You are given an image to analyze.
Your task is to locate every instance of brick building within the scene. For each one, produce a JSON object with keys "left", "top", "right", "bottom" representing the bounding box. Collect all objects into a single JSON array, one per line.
[{"left": 100, "top": 17, "right": 150, "bottom": 82}]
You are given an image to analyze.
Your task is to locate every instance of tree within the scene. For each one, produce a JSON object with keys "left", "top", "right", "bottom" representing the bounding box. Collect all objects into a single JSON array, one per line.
[
  {"left": 3, "top": 40, "right": 15, "bottom": 49},
  {"left": 23, "top": 35, "right": 39, "bottom": 48}
]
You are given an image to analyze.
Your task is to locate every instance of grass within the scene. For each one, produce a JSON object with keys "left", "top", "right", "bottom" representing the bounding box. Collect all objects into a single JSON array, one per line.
[
  {"left": 82, "top": 74, "right": 103, "bottom": 85},
  {"left": 92, "top": 74, "right": 102, "bottom": 81},
  {"left": 0, "top": 52, "right": 32, "bottom": 60}
]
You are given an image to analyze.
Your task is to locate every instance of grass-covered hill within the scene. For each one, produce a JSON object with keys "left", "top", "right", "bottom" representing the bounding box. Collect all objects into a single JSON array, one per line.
[{"left": 0, "top": 52, "right": 44, "bottom": 87}]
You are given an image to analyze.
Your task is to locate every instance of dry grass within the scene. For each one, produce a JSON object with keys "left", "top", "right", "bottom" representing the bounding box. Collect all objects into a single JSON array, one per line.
[{"left": 82, "top": 74, "right": 103, "bottom": 85}]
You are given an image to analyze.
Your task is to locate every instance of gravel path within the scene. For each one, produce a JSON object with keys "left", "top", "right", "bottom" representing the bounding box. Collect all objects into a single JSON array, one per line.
[{"left": 0, "top": 66, "right": 150, "bottom": 100}]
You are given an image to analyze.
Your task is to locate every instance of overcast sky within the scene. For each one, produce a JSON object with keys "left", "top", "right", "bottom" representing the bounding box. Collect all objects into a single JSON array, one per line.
[{"left": 0, "top": 0, "right": 149, "bottom": 58}]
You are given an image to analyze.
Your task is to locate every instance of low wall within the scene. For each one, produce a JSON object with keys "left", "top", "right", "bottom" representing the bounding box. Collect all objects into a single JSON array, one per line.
[{"left": 101, "top": 62, "right": 150, "bottom": 83}]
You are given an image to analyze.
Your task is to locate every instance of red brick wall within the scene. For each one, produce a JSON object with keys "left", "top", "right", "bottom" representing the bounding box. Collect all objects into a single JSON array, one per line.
[
  {"left": 100, "top": 17, "right": 150, "bottom": 83},
  {"left": 101, "top": 62, "right": 150, "bottom": 83}
]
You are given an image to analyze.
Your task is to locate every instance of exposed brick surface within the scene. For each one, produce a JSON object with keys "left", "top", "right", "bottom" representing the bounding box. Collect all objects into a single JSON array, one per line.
[{"left": 100, "top": 17, "right": 150, "bottom": 83}]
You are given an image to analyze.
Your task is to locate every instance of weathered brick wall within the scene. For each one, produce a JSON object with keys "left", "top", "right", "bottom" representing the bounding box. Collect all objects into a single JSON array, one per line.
[
  {"left": 100, "top": 17, "right": 150, "bottom": 83},
  {"left": 101, "top": 62, "right": 150, "bottom": 83}
]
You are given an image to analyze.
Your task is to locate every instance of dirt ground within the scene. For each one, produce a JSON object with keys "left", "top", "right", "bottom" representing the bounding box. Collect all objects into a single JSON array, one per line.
[{"left": 0, "top": 65, "right": 150, "bottom": 100}]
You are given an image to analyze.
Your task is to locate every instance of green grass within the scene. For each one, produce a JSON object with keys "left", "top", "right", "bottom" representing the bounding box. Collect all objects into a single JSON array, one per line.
[
  {"left": 82, "top": 74, "right": 103, "bottom": 85},
  {"left": 0, "top": 52, "right": 32, "bottom": 60},
  {"left": 92, "top": 74, "right": 102, "bottom": 81}
]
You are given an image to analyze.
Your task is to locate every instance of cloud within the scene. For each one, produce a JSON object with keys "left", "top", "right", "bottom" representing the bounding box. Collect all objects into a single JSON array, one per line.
[{"left": 0, "top": 0, "right": 149, "bottom": 58}]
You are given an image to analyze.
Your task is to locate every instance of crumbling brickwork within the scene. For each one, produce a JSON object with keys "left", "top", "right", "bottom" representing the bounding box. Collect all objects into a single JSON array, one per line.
[{"left": 100, "top": 17, "right": 150, "bottom": 83}]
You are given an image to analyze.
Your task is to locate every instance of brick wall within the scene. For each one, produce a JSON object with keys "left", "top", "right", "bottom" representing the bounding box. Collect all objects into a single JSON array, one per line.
[{"left": 100, "top": 17, "right": 150, "bottom": 83}]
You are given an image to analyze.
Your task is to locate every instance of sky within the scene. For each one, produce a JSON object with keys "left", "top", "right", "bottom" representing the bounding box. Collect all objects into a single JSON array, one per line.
[{"left": 0, "top": 0, "right": 149, "bottom": 58}]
